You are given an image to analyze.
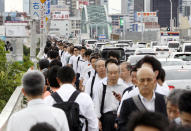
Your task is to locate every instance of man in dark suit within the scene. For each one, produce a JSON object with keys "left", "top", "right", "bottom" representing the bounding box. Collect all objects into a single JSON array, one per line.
[{"left": 118, "top": 67, "right": 167, "bottom": 131}]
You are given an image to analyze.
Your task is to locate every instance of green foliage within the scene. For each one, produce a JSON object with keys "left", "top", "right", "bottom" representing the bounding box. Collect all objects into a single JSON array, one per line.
[{"left": 0, "top": 41, "right": 33, "bottom": 112}]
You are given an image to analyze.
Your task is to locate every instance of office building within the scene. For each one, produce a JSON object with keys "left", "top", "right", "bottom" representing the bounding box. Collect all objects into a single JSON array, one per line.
[
  {"left": 0, "top": 0, "right": 4, "bottom": 13},
  {"left": 23, "top": 0, "right": 29, "bottom": 14},
  {"left": 151, "top": 0, "right": 179, "bottom": 27}
]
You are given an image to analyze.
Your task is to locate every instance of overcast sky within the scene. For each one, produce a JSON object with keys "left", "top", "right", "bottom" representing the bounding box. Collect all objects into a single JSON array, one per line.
[{"left": 5, "top": 0, "right": 121, "bottom": 14}]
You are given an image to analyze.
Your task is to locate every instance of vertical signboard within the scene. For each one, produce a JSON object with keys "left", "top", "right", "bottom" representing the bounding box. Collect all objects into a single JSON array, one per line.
[{"left": 30, "top": 0, "right": 41, "bottom": 19}]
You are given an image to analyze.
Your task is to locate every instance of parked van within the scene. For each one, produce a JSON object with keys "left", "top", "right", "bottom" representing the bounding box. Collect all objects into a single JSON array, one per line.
[{"left": 84, "top": 39, "right": 97, "bottom": 49}]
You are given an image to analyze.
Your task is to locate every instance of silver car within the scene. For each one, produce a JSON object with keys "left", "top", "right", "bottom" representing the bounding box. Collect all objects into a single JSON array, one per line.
[{"left": 164, "top": 65, "right": 191, "bottom": 90}]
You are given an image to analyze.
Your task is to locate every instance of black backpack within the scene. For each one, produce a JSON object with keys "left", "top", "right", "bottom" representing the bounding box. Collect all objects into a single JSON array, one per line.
[{"left": 51, "top": 90, "right": 88, "bottom": 131}]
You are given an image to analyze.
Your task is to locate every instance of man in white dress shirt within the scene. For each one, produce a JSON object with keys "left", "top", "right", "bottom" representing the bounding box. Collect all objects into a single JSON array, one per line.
[
  {"left": 93, "top": 63, "right": 126, "bottom": 131},
  {"left": 119, "top": 62, "right": 134, "bottom": 95},
  {"left": 85, "top": 59, "right": 106, "bottom": 100},
  {"left": 68, "top": 46, "right": 80, "bottom": 73},
  {"left": 7, "top": 71, "right": 69, "bottom": 131},
  {"left": 45, "top": 66, "right": 99, "bottom": 131}
]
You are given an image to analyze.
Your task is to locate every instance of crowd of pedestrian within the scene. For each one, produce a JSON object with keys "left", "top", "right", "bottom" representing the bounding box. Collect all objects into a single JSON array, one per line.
[{"left": 6, "top": 39, "right": 191, "bottom": 131}]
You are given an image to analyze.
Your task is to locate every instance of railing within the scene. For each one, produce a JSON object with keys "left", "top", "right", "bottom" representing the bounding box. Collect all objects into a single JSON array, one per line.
[{"left": 0, "top": 86, "right": 24, "bottom": 131}]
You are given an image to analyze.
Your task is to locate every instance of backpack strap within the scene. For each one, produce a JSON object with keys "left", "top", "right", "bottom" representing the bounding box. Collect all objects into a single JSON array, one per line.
[
  {"left": 79, "top": 115, "right": 88, "bottom": 131},
  {"left": 68, "top": 90, "right": 80, "bottom": 102},
  {"left": 90, "top": 72, "right": 97, "bottom": 98},
  {"left": 88, "top": 71, "right": 91, "bottom": 78},
  {"left": 51, "top": 92, "right": 63, "bottom": 103},
  {"left": 122, "top": 86, "right": 133, "bottom": 96},
  {"left": 100, "top": 84, "right": 107, "bottom": 115},
  {"left": 76, "top": 56, "right": 81, "bottom": 69},
  {"left": 132, "top": 95, "right": 147, "bottom": 112}
]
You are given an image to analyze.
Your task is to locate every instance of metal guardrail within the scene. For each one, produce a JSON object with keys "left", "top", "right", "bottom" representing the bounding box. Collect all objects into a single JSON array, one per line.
[{"left": 0, "top": 86, "right": 24, "bottom": 131}]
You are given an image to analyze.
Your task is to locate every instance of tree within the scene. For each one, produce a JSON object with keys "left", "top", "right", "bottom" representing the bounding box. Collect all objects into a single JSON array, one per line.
[{"left": 0, "top": 40, "right": 33, "bottom": 112}]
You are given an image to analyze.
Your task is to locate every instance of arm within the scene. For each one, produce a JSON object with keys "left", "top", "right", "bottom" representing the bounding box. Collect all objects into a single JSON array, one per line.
[{"left": 118, "top": 100, "right": 132, "bottom": 130}]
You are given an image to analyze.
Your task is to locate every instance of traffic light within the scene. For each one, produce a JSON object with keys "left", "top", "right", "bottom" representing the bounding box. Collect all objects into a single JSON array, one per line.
[{"left": 167, "top": 27, "right": 170, "bottom": 31}]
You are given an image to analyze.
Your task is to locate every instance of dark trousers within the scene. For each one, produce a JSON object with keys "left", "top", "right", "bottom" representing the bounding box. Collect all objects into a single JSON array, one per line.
[
  {"left": 101, "top": 111, "right": 117, "bottom": 131},
  {"left": 75, "top": 73, "right": 80, "bottom": 90}
]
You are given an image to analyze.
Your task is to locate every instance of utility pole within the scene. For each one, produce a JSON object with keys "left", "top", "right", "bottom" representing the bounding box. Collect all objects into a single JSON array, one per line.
[
  {"left": 30, "top": 19, "right": 37, "bottom": 61},
  {"left": 37, "top": 0, "right": 46, "bottom": 59},
  {"left": 170, "top": 0, "right": 174, "bottom": 31}
]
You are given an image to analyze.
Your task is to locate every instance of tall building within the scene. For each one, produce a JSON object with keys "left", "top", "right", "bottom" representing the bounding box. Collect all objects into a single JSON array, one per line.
[
  {"left": 51, "top": 0, "right": 58, "bottom": 5},
  {"left": 180, "top": 0, "right": 191, "bottom": 17},
  {"left": 0, "top": 0, "right": 4, "bottom": 13},
  {"left": 151, "top": 0, "right": 179, "bottom": 27},
  {"left": 121, "top": 0, "right": 144, "bottom": 31},
  {"left": 23, "top": 0, "right": 29, "bottom": 14}
]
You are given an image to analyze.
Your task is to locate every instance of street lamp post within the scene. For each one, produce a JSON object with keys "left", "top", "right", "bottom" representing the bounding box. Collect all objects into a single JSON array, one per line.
[{"left": 170, "top": 0, "right": 174, "bottom": 31}]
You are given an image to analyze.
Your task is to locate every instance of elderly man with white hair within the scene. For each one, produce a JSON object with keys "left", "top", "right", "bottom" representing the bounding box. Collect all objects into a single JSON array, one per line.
[{"left": 7, "top": 71, "right": 69, "bottom": 131}]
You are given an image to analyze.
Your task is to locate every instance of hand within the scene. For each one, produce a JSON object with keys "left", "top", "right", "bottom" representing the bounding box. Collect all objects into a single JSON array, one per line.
[
  {"left": 115, "top": 93, "right": 122, "bottom": 102},
  {"left": 112, "top": 91, "right": 122, "bottom": 102},
  {"left": 99, "top": 120, "right": 102, "bottom": 131}
]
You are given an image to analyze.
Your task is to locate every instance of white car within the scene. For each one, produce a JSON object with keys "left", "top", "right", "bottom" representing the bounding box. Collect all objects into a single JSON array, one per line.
[
  {"left": 153, "top": 46, "right": 170, "bottom": 58},
  {"left": 127, "top": 55, "right": 153, "bottom": 66},
  {"left": 115, "top": 43, "right": 130, "bottom": 50},
  {"left": 158, "top": 58, "right": 185, "bottom": 67},
  {"left": 164, "top": 65, "right": 191, "bottom": 90},
  {"left": 134, "top": 48, "right": 156, "bottom": 55},
  {"left": 84, "top": 39, "right": 97, "bottom": 49},
  {"left": 94, "top": 42, "right": 106, "bottom": 50},
  {"left": 136, "top": 42, "right": 147, "bottom": 48},
  {"left": 170, "top": 52, "right": 191, "bottom": 62}
]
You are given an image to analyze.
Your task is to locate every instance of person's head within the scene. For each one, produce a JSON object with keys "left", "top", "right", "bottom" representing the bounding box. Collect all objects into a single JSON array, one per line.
[
  {"left": 90, "top": 53, "right": 101, "bottom": 69},
  {"left": 80, "top": 46, "right": 87, "bottom": 56},
  {"left": 30, "top": 122, "right": 56, "bottom": 131},
  {"left": 120, "top": 62, "right": 131, "bottom": 81},
  {"left": 46, "top": 41, "right": 52, "bottom": 48},
  {"left": 22, "top": 71, "right": 45, "bottom": 99},
  {"left": 49, "top": 59, "right": 62, "bottom": 68},
  {"left": 166, "top": 89, "right": 186, "bottom": 121},
  {"left": 138, "top": 56, "right": 162, "bottom": 80},
  {"left": 47, "top": 66, "right": 60, "bottom": 88},
  {"left": 48, "top": 50, "right": 59, "bottom": 60},
  {"left": 108, "top": 51, "right": 119, "bottom": 62},
  {"left": 130, "top": 66, "right": 137, "bottom": 85},
  {"left": 38, "top": 59, "right": 49, "bottom": 71},
  {"left": 157, "top": 68, "right": 166, "bottom": 86},
  {"left": 136, "top": 67, "right": 156, "bottom": 98},
  {"left": 105, "top": 58, "right": 118, "bottom": 68},
  {"left": 95, "top": 59, "right": 106, "bottom": 79},
  {"left": 73, "top": 46, "right": 80, "bottom": 56},
  {"left": 57, "top": 66, "right": 76, "bottom": 85},
  {"left": 127, "top": 111, "right": 169, "bottom": 131},
  {"left": 178, "top": 91, "right": 191, "bottom": 126},
  {"left": 84, "top": 49, "right": 93, "bottom": 61},
  {"left": 44, "top": 47, "right": 50, "bottom": 55},
  {"left": 107, "top": 63, "right": 120, "bottom": 86}
]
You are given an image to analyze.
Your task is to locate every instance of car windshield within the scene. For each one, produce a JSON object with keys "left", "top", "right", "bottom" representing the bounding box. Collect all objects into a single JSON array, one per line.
[
  {"left": 97, "top": 44, "right": 105, "bottom": 48},
  {"left": 88, "top": 41, "right": 97, "bottom": 44},
  {"left": 168, "top": 43, "right": 179, "bottom": 48},
  {"left": 102, "top": 49, "right": 125, "bottom": 60},
  {"left": 174, "top": 54, "right": 191, "bottom": 61},
  {"left": 165, "top": 69, "right": 191, "bottom": 80},
  {"left": 156, "top": 48, "right": 169, "bottom": 51},
  {"left": 116, "top": 45, "right": 129, "bottom": 48},
  {"left": 185, "top": 45, "right": 191, "bottom": 52}
]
